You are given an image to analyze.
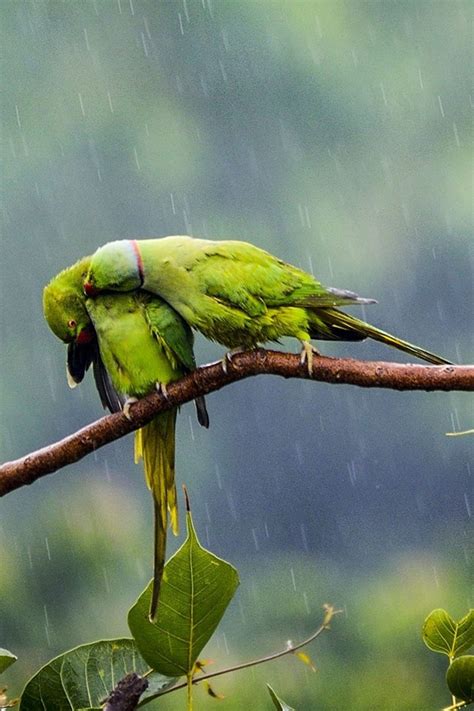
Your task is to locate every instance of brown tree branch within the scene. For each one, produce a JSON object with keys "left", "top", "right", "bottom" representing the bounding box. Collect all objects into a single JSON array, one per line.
[{"left": 1, "top": 350, "right": 472, "bottom": 497}]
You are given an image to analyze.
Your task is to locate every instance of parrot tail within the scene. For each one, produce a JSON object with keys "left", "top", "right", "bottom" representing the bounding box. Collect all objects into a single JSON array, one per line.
[
  {"left": 134, "top": 409, "right": 178, "bottom": 622},
  {"left": 308, "top": 308, "right": 452, "bottom": 365}
]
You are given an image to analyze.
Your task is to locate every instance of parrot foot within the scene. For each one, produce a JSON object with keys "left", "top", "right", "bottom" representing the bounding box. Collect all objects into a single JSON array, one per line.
[
  {"left": 221, "top": 347, "right": 245, "bottom": 374},
  {"left": 299, "top": 341, "right": 320, "bottom": 376},
  {"left": 123, "top": 397, "right": 139, "bottom": 420},
  {"left": 155, "top": 382, "right": 170, "bottom": 401}
]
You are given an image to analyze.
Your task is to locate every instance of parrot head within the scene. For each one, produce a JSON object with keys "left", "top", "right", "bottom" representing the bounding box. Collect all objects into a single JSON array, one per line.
[
  {"left": 43, "top": 257, "right": 97, "bottom": 387},
  {"left": 84, "top": 240, "right": 144, "bottom": 296},
  {"left": 43, "top": 284, "right": 91, "bottom": 344},
  {"left": 43, "top": 257, "right": 92, "bottom": 343}
]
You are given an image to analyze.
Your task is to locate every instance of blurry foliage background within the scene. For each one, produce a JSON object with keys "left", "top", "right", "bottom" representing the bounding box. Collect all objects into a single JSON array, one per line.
[{"left": 0, "top": 1, "right": 472, "bottom": 709}]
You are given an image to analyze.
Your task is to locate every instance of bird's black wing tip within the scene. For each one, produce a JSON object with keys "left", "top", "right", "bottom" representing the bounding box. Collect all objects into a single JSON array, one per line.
[{"left": 195, "top": 396, "right": 210, "bottom": 429}]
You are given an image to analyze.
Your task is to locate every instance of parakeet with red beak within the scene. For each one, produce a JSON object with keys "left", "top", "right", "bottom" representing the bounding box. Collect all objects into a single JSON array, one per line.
[
  {"left": 43, "top": 257, "right": 209, "bottom": 620},
  {"left": 84, "top": 236, "right": 451, "bottom": 368}
]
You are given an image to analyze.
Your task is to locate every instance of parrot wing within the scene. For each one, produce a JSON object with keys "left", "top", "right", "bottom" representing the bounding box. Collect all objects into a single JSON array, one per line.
[
  {"left": 92, "top": 356, "right": 126, "bottom": 413},
  {"left": 182, "top": 241, "right": 375, "bottom": 316},
  {"left": 143, "top": 295, "right": 210, "bottom": 429},
  {"left": 143, "top": 296, "right": 197, "bottom": 371}
]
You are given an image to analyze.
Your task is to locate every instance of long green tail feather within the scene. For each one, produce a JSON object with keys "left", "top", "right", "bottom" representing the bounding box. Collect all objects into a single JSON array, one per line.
[
  {"left": 150, "top": 495, "right": 167, "bottom": 623},
  {"left": 311, "top": 308, "right": 452, "bottom": 365},
  {"left": 134, "top": 410, "right": 178, "bottom": 621}
]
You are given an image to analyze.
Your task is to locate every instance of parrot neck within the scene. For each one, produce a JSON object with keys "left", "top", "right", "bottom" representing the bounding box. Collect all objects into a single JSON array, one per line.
[
  {"left": 130, "top": 240, "right": 145, "bottom": 287},
  {"left": 138, "top": 239, "right": 191, "bottom": 305}
]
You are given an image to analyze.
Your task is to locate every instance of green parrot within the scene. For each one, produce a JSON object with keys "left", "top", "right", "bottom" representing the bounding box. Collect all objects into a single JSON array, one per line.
[
  {"left": 83, "top": 236, "right": 452, "bottom": 367},
  {"left": 43, "top": 257, "right": 209, "bottom": 620}
]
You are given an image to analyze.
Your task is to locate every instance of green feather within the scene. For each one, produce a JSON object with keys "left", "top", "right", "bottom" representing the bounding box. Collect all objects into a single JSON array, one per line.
[
  {"left": 86, "top": 236, "right": 452, "bottom": 364},
  {"left": 44, "top": 260, "right": 209, "bottom": 621}
]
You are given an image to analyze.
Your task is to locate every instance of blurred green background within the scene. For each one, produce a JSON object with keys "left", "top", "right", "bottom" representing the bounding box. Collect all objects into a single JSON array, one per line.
[{"left": 0, "top": 1, "right": 472, "bottom": 708}]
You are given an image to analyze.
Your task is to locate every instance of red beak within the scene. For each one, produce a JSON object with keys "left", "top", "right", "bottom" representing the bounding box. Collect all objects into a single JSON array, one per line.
[
  {"left": 76, "top": 325, "right": 95, "bottom": 344},
  {"left": 84, "top": 281, "right": 99, "bottom": 297}
]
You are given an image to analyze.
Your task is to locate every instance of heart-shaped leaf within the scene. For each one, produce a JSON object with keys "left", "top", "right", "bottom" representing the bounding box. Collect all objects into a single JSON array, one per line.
[
  {"left": 128, "top": 508, "right": 239, "bottom": 676},
  {"left": 19, "top": 638, "right": 175, "bottom": 710},
  {"left": 0, "top": 648, "right": 17, "bottom": 674},
  {"left": 446, "top": 655, "right": 474, "bottom": 703},
  {"left": 423, "top": 609, "right": 474, "bottom": 658},
  {"left": 267, "top": 684, "right": 296, "bottom": 710}
]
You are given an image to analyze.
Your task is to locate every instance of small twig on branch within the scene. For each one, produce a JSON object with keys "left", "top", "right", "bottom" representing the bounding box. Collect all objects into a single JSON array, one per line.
[
  {"left": 103, "top": 672, "right": 148, "bottom": 710},
  {"left": 1, "top": 350, "right": 472, "bottom": 496},
  {"left": 137, "top": 604, "right": 341, "bottom": 706}
]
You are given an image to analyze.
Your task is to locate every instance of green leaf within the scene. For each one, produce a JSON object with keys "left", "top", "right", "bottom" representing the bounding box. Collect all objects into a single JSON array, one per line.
[
  {"left": 267, "top": 684, "right": 296, "bottom": 710},
  {"left": 128, "top": 509, "right": 239, "bottom": 676},
  {"left": 19, "top": 638, "right": 175, "bottom": 711},
  {"left": 0, "top": 648, "right": 17, "bottom": 674},
  {"left": 446, "top": 656, "right": 474, "bottom": 703},
  {"left": 423, "top": 609, "right": 474, "bottom": 658}
]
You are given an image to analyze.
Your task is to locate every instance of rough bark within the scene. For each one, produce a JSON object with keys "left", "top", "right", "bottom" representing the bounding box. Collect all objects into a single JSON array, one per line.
[{"left": 1, "top": 350, "right": 472, "bottom": 496}]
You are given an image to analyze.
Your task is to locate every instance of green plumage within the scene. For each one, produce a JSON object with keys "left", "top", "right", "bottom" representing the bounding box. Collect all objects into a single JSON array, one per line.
[
  {"left": 44, "top": 258, "right": 208, "bottom": 620},
  {"left": 85, "top": 292, "right": 186, "bottom": 532},
  {"left": 85, "top": 236, "right": 451, "bottom": 364}
]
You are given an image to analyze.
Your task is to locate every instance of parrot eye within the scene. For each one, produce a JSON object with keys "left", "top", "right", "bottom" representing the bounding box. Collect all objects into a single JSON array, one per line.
[{"left": 68, "top": 319, "right": 77, "bottom": 329}]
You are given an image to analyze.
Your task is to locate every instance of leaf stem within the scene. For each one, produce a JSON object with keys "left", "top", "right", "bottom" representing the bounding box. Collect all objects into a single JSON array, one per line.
[
  {"left": 442, "top": 701, "right": 470, "bottom": 711},
  {"left": 186, "top": 672, "right": 193, "bottom": 711},
  {"left": 137, "top": 604, "right": 341, "bottom": 706},
  {"left": 448, "top": 654, "right": 457, "bottom": 708}
]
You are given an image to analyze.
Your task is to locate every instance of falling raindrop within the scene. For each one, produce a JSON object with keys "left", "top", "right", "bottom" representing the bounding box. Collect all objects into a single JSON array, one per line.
[{"left": 78, "top": 92, "right": 86, "bottom": 117}]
